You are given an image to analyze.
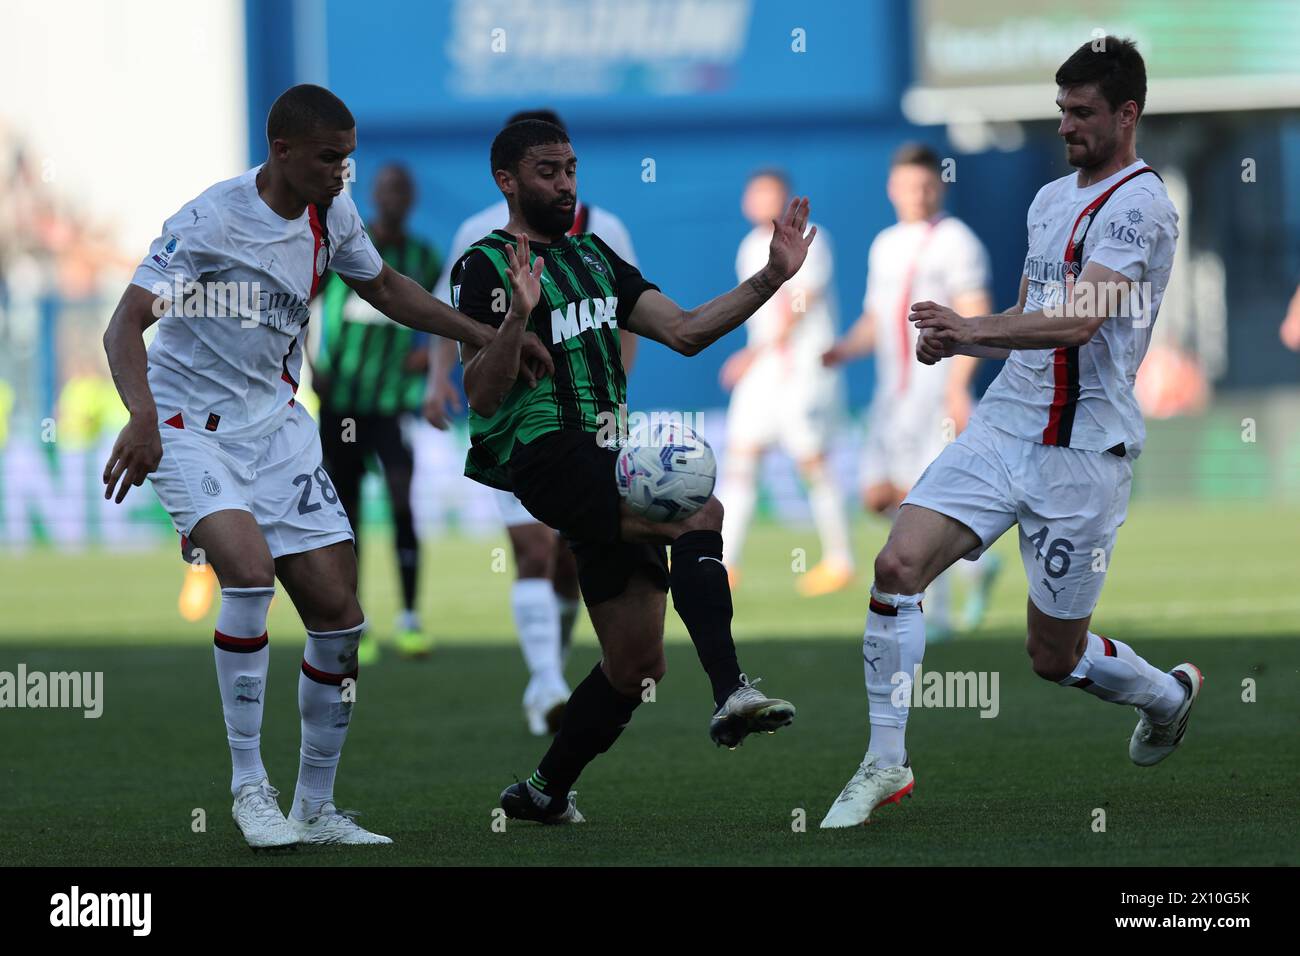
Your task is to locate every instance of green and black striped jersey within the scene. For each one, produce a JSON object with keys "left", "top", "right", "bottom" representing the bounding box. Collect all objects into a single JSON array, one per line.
[
  {"left": 315, "top": 233, "right": 442, "bottom": 416},
  {"left": 452, "top": 229, "right": 657, "bottom": 490}
]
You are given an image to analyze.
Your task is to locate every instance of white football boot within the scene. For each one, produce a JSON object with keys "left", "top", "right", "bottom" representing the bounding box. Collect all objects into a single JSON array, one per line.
[
  {"left": 523, "top": 676, "right": 570, "bottom": 737},
  {"left": 709, "top": 674, "right": 796, "bottom": 749},
  {"left": 1130, "top": 662, "right": 1203, "bottom": 767},
  {"left": 289, "top": 802, "right": 393, "bottom": 845},
  {"left": 231, "top": 780, "right": 298, "bottom": 850},
  {"left": 820, "top": 753, "right": 914, "bottom": 828}
]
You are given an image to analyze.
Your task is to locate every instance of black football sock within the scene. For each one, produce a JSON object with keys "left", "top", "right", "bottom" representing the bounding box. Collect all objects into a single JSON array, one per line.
[
  {"left": 670, "top": 529, "right": 743, "bottom": 708},
  {"left": 535, "top": 662, "right": 641, "bottom": 801}
]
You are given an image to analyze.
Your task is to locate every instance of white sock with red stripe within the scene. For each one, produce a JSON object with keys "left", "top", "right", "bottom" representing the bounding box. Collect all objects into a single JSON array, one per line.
[
  {"left": 1059, "top": 632, "right": 1186, "bottom": 722},
  {"left": 291, "top": 620, "right": 364, "bottom": 821},
  {"left": 213, "top": 586, "right": 276, "bottom": 796},
  {"left": 864, "top": 586, "right": 926, "bottom": 769}
]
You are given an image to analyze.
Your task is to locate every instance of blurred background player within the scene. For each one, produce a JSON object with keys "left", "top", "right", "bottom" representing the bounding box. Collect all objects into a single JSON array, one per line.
[
  {"left": 424, "top": 109, "right": 640, "bottom": 735},
  {"left": 718, "top": 168, "right": 852, "bottom": 596},
  {"left": 312, "top": 162, "right": 440, "bottom": 664},
  {"left": 824, "top": 142, "right": 1000, "bottom": 635}
]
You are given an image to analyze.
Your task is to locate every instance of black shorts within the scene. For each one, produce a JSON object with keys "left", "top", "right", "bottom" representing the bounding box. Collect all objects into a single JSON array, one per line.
[{"left": 508, "top": 429, "right": 669, "bottom": 606}]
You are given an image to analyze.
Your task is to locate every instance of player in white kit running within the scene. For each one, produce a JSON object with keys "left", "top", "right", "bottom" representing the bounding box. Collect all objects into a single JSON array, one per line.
[
  {"left": 423, "top": 110, "right": 641, "bottom": 736},
  {"left": 718, "top": 169, "right": 852, "bottom": 596},
  {"left": 824, "top": 144, "right": 999, "bottom": 632},
  {"left": 821, "top": 38, "right": 1202, "bottom": 828},
  {"left": 100, "top": 85, "right": 552, "bottom": 849}
]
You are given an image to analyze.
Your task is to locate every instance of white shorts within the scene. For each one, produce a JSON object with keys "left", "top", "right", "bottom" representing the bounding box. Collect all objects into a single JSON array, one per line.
[
  {"left": 726, "top": 360, "right": 839, "bottom": 461},
  {"left": 494, "top": 487, "right": 540, "bottom": 528},
  {"left": 902, "top": 415, "right": 1133, "bottom": 620},
  {"left": 860, "top": 398, "right": 949, "bottom": 490},
  {"left": 149, "top": 403, "right": 354, "bottom": 560}
]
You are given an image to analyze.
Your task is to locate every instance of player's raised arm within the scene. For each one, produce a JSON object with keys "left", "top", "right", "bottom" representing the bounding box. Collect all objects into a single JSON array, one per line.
[
  {"left": 101, "top": 284, "right": 165, "bottom": 503},
  {"left": 626, "top": 197, "right": 816, "bottom": 356},
  {"left": 462, "top": 235, "right": 546, "bottom": 416}
]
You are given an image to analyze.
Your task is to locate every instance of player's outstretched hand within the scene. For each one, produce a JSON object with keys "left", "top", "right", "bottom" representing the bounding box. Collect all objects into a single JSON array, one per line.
[
  {"left": 102, "top": 415, "right": 162, "bottom": 503},
  {"left": 766, "top": 196, "right": 817, "bottom": 283},
  {"left": 504, "top": 233, "right": 543, "bottom": 322}
]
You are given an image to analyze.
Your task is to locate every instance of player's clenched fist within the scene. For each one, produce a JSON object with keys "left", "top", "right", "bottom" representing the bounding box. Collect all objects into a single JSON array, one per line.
[
  {"left": 102, "top": 415, "right": 162, "bottom": 503},
  {"left": 766, "top": 196, "right": 818, "bottom": 282}
]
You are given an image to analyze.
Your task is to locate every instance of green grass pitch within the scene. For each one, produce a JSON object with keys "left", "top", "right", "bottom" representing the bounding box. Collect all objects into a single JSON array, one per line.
[{"left": 1, "top": 501, "right": 1296, "bottom": 866}]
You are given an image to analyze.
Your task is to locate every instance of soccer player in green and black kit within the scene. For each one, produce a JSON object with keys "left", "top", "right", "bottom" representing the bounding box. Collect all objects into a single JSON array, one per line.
[
  {"left": 455, "top": 120, "right": 817, "bottom": 823},
  {"left": 314, "top": 163, "right": 439, "bottom": 662}
]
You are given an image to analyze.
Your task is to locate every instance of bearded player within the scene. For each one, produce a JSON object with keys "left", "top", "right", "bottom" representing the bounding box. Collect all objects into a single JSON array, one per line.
[
  {"left": 101, "top": 85, "right": 551, "bottom": 848},
  {"left": 425, "top": 110, "right": 640, "bottom": 736},
  {"left": 821, "top": 38, "right": 1197, "bottom": 828},
  {"left": 454, "top": 119, "right": 811, "bottom": 823}
]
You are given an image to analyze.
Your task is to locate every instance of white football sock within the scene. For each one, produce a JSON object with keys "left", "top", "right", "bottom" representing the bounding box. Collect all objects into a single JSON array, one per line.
[
  {"left": 213, "top": 586, "right": 276, "bottom": 796},
  {"left": 719, "top": 456, "right": 758, "bottom": 570},
  {"left": 1059, "top": 632, "right": 1186, "bottom": 722},
  {"left": 292, "top": 619, "right": 364, "bottom": 821},
  {"left": 512, "top": 579, "right": 563, "bottom": 688},
  {"left": 807, "top": 468, "right": 854, "bottom": 568},
  {"left": 864, "top": 586, "right": 926, "bottom": 768}
]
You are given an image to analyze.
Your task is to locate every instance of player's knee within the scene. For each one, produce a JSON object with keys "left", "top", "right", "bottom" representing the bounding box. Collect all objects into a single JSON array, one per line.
[
  {"left": 216, "top": 560, "right": 275, "bottom": 590},
  {"left": 1025, "top": 635, "right": 1075, "bottom": 683},
  {"left": 681, "top": 496, "right": 723, "bottom": 534},
  {"left": 873, "top": 546, "right": 922, "bottom": 595},
  {"left": 607, "top": 648, "right": 666, "bottom": 697},
  {"left": 306, "top": 590, "right": 363, "bottom": 634}
]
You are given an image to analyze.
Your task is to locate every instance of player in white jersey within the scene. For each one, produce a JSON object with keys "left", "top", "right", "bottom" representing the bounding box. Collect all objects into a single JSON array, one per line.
[
  {"left": 423, "top": 110, "right": 639, "bottom": 736},
  {"left": 823, "top": 144, "right": 999, "bottom": 633},
  {"left": 718, "top": 169, "right": 852, "bottom": 596},
  {"left": 821, "top": 38, "right": 1202, "bottom": 829},
  {"left": 100, "top": 85, "right": 552, "bottom": 848}
]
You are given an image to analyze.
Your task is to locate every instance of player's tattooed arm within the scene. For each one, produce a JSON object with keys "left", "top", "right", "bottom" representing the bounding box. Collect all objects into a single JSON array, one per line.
[
  {"left": 627, "top": 197, "right": 817, "bottom": 356},
  {"left": 102, "top": 285, "right": 164, "bottom": 503},
  {"left": 462, "top": 235, "right": 550, "bottom": 416},
  {"left": 344, "top": 262, "right": 494, "bottom": 349}
]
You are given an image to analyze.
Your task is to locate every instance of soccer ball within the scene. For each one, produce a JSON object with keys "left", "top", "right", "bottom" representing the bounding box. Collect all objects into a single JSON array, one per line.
[{"left": 614, "top": 421, "right": 716, "bottom": 523}]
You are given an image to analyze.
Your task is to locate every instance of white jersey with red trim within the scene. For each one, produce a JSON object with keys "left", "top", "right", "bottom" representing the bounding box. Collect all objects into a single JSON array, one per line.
[
  {"left": 131, "top": 166, "right": 383, "bottom": 442},
  {"left": 865, "top": 215, "right": 990, "bottom": 410},
  {"left": 974, "top": 159, "right": 1179, "bottom": 459}
]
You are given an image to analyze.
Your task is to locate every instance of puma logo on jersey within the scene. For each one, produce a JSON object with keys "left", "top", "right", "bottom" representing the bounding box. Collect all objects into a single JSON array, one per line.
[
  {"left": 550, "top": 295, "right": 618, "bottom": 344},
  {"left": 1041, "top": 579, "right": 1064, "bottom": 602}
]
